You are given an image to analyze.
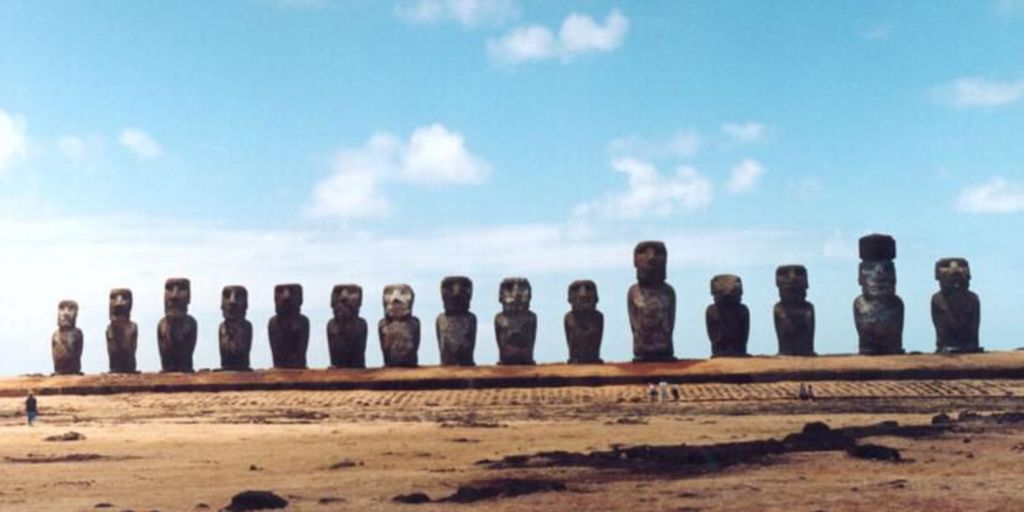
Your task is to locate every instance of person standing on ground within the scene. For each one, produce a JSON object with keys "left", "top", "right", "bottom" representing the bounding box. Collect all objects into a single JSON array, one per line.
[{"left": 25, "top": 391, "right": 38, "bottom": 426}]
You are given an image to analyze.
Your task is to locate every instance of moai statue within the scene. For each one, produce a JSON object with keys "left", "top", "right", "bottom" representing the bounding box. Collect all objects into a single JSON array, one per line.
[
  {"left": 564, "top": 280, "right": 603, "bottom": 364},
  {"left": 436, "top": 276, "right": 476, "bottom": 366},
  {"left": 106, "top": 288, "right": 138, "bottom": 373},
  {"left": 219, "top": 285, "right": 252, "bottom": 371},
  {"left": 932, "top": 258, "right": 982, "bottom": 354},
  {"left": 854, "top": 234, "right": 905, "bottom": 355},
  {"left": 706, "top": 274, "right": 750, "bottom": 357},
  {"left": 327, "top": 284, "right": 368, "bottom": 368},
  {"left": 379, "top": 284, "right": 420, "bottom": 367},
  {"left": 628, "top": 241, "right": 676, "bottom": 362},
  {"left": 774, "top": 265, "right": 816, "bottom": 356},
  {"left": 268, "top": 284, "right": 309, "bottom": 369},
  {"left": 495, "top": 278, "right": 537, "bottom": 365},
  {"left": 51, "top": 300, "right": 84, "bottom": 375},
  {"left": 158, "top": 278, "right": 198, "bottom": 373}
]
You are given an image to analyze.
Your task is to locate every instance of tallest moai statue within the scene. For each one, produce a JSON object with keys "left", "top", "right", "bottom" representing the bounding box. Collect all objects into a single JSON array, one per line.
[
  {"left": 854, "top": 234, "right": 905, "bottom": 355},
  {"left": 628, "top": 241, "right": 676, "bottom": 362}
]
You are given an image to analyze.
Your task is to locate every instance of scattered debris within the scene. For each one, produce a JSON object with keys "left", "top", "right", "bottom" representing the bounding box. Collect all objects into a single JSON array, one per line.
[
  {"left": 440, "top": 478, "right": 566, "bottom": 503},
  {"left": 44, "top": 431, "right": 86, "bottom": 442},
  {"left": 4, "top": 453, "right": 104, "bottom": 464},
  {"left": 317, "top": 497, "right": 346, "bottom": 504},
  {"left": 222, "top": 490, "right": 288, "bottom": 511}
]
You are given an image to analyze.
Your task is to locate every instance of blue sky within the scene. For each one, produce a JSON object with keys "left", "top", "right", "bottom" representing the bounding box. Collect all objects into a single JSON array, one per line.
[{"left": 1, "top": 0, "right": 1023, "bottom": 375}]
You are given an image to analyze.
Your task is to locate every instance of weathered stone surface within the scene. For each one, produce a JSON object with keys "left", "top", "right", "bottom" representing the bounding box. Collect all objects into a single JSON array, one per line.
[
  {"left": 774, "top": 265, "right": 816, "bottom": 356},
  {"left": 158, "top": 277, "right": 197, "bottom": 373},
  {"left": 932, "top": 257, "right": 982, "bottom": 354},
  {"left": 437, "top": 276, "right": 476, "bottom": 366},
  {"left": 105, "top": 288, "right": 138, "bottom": 373},
  {"left": 328, "top": 284, "right": 368, "bottom": 368},
  {"left": 495, "top": 278, "right": 536, "bottom": 365},
  {"left": 380, "top": 284, "right": 419, "bottom": 367},
  {"left": 628, "top": 241, "right": 676, "bottom": 362},
  {"left": 268, "top": 284, "right": 309, "bottom": 369},
  {"left": 219, "top": 285, "right": 252, "bottom": 371},
  {"left": 51, "top": 300, "right": 83, "bottom": 375},
  {"left": 854, "top": 234, "right": 904, "bottom": 355},
  {"left": 564, "top": 280, "right": 603, "bottom": 364},
  {"left": 706, "top": 274, "right": 750, "bottom": 357}
]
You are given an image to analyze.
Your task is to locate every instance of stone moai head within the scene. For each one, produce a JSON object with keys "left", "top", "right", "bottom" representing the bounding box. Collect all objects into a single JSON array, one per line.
[
  {"left": 567, "top": 280, "right": 598, "bottom": 313},
  {"left": 110, "top": 288, "right": 133, "bottom": 321},
  {"left": 57, "top": 300, "right": 79, "bottom": 329},
  {"left": 499, "top": 278, "right": 532, "bottom": 313},
  {"left": 710, "top": 274, "right": 743, "bottom": 304},
  {"left": 776, "top": 265, "right": 808, "bottom": 303},
  {"left": 634, "top": 241, "right": 667, "bottom": 286},
  {"left": 164, "top": 278, "right": 191, "bottom": 318},
  {"left": 274, "top": 284, "right": 303, "bottom": 315},
  {"left": 332, "top": 284, "right": 363, "bottom": 319},
  {"left": 935, "top": 258, "right": 971, "bottom": 291},
  {"left": 858, "top": 234, "right": 897, "bottom": 298},
  {"left": 441, "top": 276, "right": 473, "bottom": 315},
  {"left": 383, "top": 284, "right": 414, "bottom": 319},
  {"left": 221, "top": 285, "right": 248, "bottom": 321}
]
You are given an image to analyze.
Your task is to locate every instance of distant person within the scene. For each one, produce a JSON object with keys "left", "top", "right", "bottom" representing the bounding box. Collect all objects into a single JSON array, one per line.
[
  {"left": 647, "top": 383, "right": 658, "bottom": 403},
  {"left": 670, "top": 384, "right": 681, "bottom": 402},
  {"left": 658, "top": 381, "right": 668, "bottom": 403},
  {"left": 25, "top": 391, "right": 38, "bottom": 426},
  {"left": 807, "top": 384, "right": 816, "bottom": 401},
  {"left": 798, "top": 383, "right": 809, "bottom": 401}
]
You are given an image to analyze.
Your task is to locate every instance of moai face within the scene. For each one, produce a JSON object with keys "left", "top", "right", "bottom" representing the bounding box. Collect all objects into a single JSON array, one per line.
[
  {"left": 858, "top": 261, "right": 896, "bottom": 298},
  {"left": 441, "top": 276, "right": 472, "bottom": 315},
  {"left": 383, "top": 284, "right": 414, "bottom": 319},
  {"left": 776, "top": 265, "right": 808, "bottom": 303},
  {"left": 711, "top": 274, "right": 743, "bottom": 304},
  {"left": 221, "top": 285, "right": 248, "bottom": 321},
  {"left": 634, "top": 241, "right": 667, "bottom": 286},
  {"left": 164, "top": 278, "right": 191, "bottom": 318},
  {"left": 935, "top": 258, "right": 971, "bottom": 291},
  {"left": 499, "top": 278, "right": 532, "bottom": 313},
  {"left": 274, "top": 284, "right": 303, "bottom": 315},
  {"left": 109, "top": 288, "right": 133, "bottom": 320},
  {"left": 57, "top": 300, "right": 79, "bottom": 329},
  {"left": 568, "top": 280, "right": 598, "bottom": 313},
  {"left": 332, "top": 284, "right": 363, "bottom": 319}
]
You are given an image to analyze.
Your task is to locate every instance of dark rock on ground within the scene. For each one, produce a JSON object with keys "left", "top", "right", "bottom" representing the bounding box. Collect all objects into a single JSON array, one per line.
[
  {"left": 44, "top": 431, "right": 86, "bottom": 442},
  {"left": 439, "top": 479, "right": 567, "bottom": 503},
  {"left": 392, "top": 492, "right": 431, "bottom": 504},
  {"left": 222, "top": 490, "right": 288, "bottom": 511},
  {"left": 848, "top": 444, "right": 901, "bottom": 461}
]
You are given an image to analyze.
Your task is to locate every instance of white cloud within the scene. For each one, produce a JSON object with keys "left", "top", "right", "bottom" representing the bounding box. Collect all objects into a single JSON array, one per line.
[
  {"left": 955, "top": 177, "right": 1024, "bottom": 214},
  {"left": 307, "top": 124, "right": 490, "bottom": 219},
  {"left": 721, "top": 122, "right": 766, "bottom": 144},
  {"left": 395, "top": 0, "right": 519, "bottom": 27},
  {"left": 0, "top": 109, "right": 28, "bottom": 172},
  {"left": 118, "top": 128, "right": 163, "bottom": 159},
  {"left": 575, "top": 157, "right": 713, "bottom": 220},
  {"left": 727, "top": 159, "right": 766, "bottom": 194},
  {"left": 56, "top": 135, "right": 106, "bottom": 164},
  {"left": 996, "top": 0, "right": 1024, "bottom": 15},
  {"left": 934, "top": 77, "right": 1024, "bottom": 107},
  {"left": 609, "top": 131, "right": 702, "bottom": 160},
  {"left": 488, "top": 9, "right": 628, "bottom": 65},
  {"left": 861, "top": 23, "right": 893, "bottom": 40},
  {"left": 822, "top": 230, "right": 857, "bottom": 261}
]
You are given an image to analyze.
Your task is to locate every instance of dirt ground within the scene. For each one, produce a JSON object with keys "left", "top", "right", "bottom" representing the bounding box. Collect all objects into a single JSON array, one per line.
[{"left": 2, "top": 381, "right": 1024, "bottom": 511}]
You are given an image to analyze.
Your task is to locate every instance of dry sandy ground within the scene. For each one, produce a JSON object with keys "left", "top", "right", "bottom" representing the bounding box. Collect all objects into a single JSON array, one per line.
[{"left": 2, "top": 382, "right": 1024, "bottom": 511}]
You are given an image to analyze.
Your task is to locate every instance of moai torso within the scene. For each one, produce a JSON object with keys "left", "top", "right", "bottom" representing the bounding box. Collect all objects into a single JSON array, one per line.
[
  {"left": 854, "top": 234, "right": 905, "bottom": 355},
  {"left": 564, "top": 280, "right": 603, "bottom": 364},
  {"left": 495, "top": 278, "right": 536, "bottom": 365},
  {"left": 268, "top": 284, "right": 310, "bottom": 369},
  {"left": 706, "top": 274, "right": 750, "bottom": 357},
  {"left": 219, "top": 285, "right": 252, "bottom": 371},
  {"left": 106, "top": 288, "right": 138, "bottom": 373},
  {"left": 437, "top": 276, "right": 477, "bottom": 366},
  {"left": 158, "top": 278, "right": 198, "bottom": 372},
  {"left": 932, "top": 258, "right": 981, "bottom": 354},
  {"left": 628, "top": 241, "right": 676, "bottom": 362},
  {"left": 327, "top": 284, "right": 368, "bottom": 368},
  {"left": 51, "top": 300, "right": 83, "bottom": 375},
  {"left": 774, "top": 265, "right": 816, "bottom": 356},
  {"left": 379, "top": 284, "right": 419, "bottom": 367}
]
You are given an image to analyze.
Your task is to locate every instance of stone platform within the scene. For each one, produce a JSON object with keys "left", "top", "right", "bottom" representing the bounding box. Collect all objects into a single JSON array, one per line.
[{"left": 3, "top": 351, "right": 1024, "bottom": 397}]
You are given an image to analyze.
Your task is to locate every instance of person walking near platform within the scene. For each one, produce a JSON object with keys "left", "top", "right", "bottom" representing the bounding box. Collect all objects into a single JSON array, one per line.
[{"left": 25, "top": 391, "right": 38, "bottom": 426}]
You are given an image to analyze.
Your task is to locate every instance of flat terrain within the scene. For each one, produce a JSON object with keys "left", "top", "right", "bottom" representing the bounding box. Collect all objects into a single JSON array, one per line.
[{"left": 2, "top": 380, "right": 1024, "bottom": 511}]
